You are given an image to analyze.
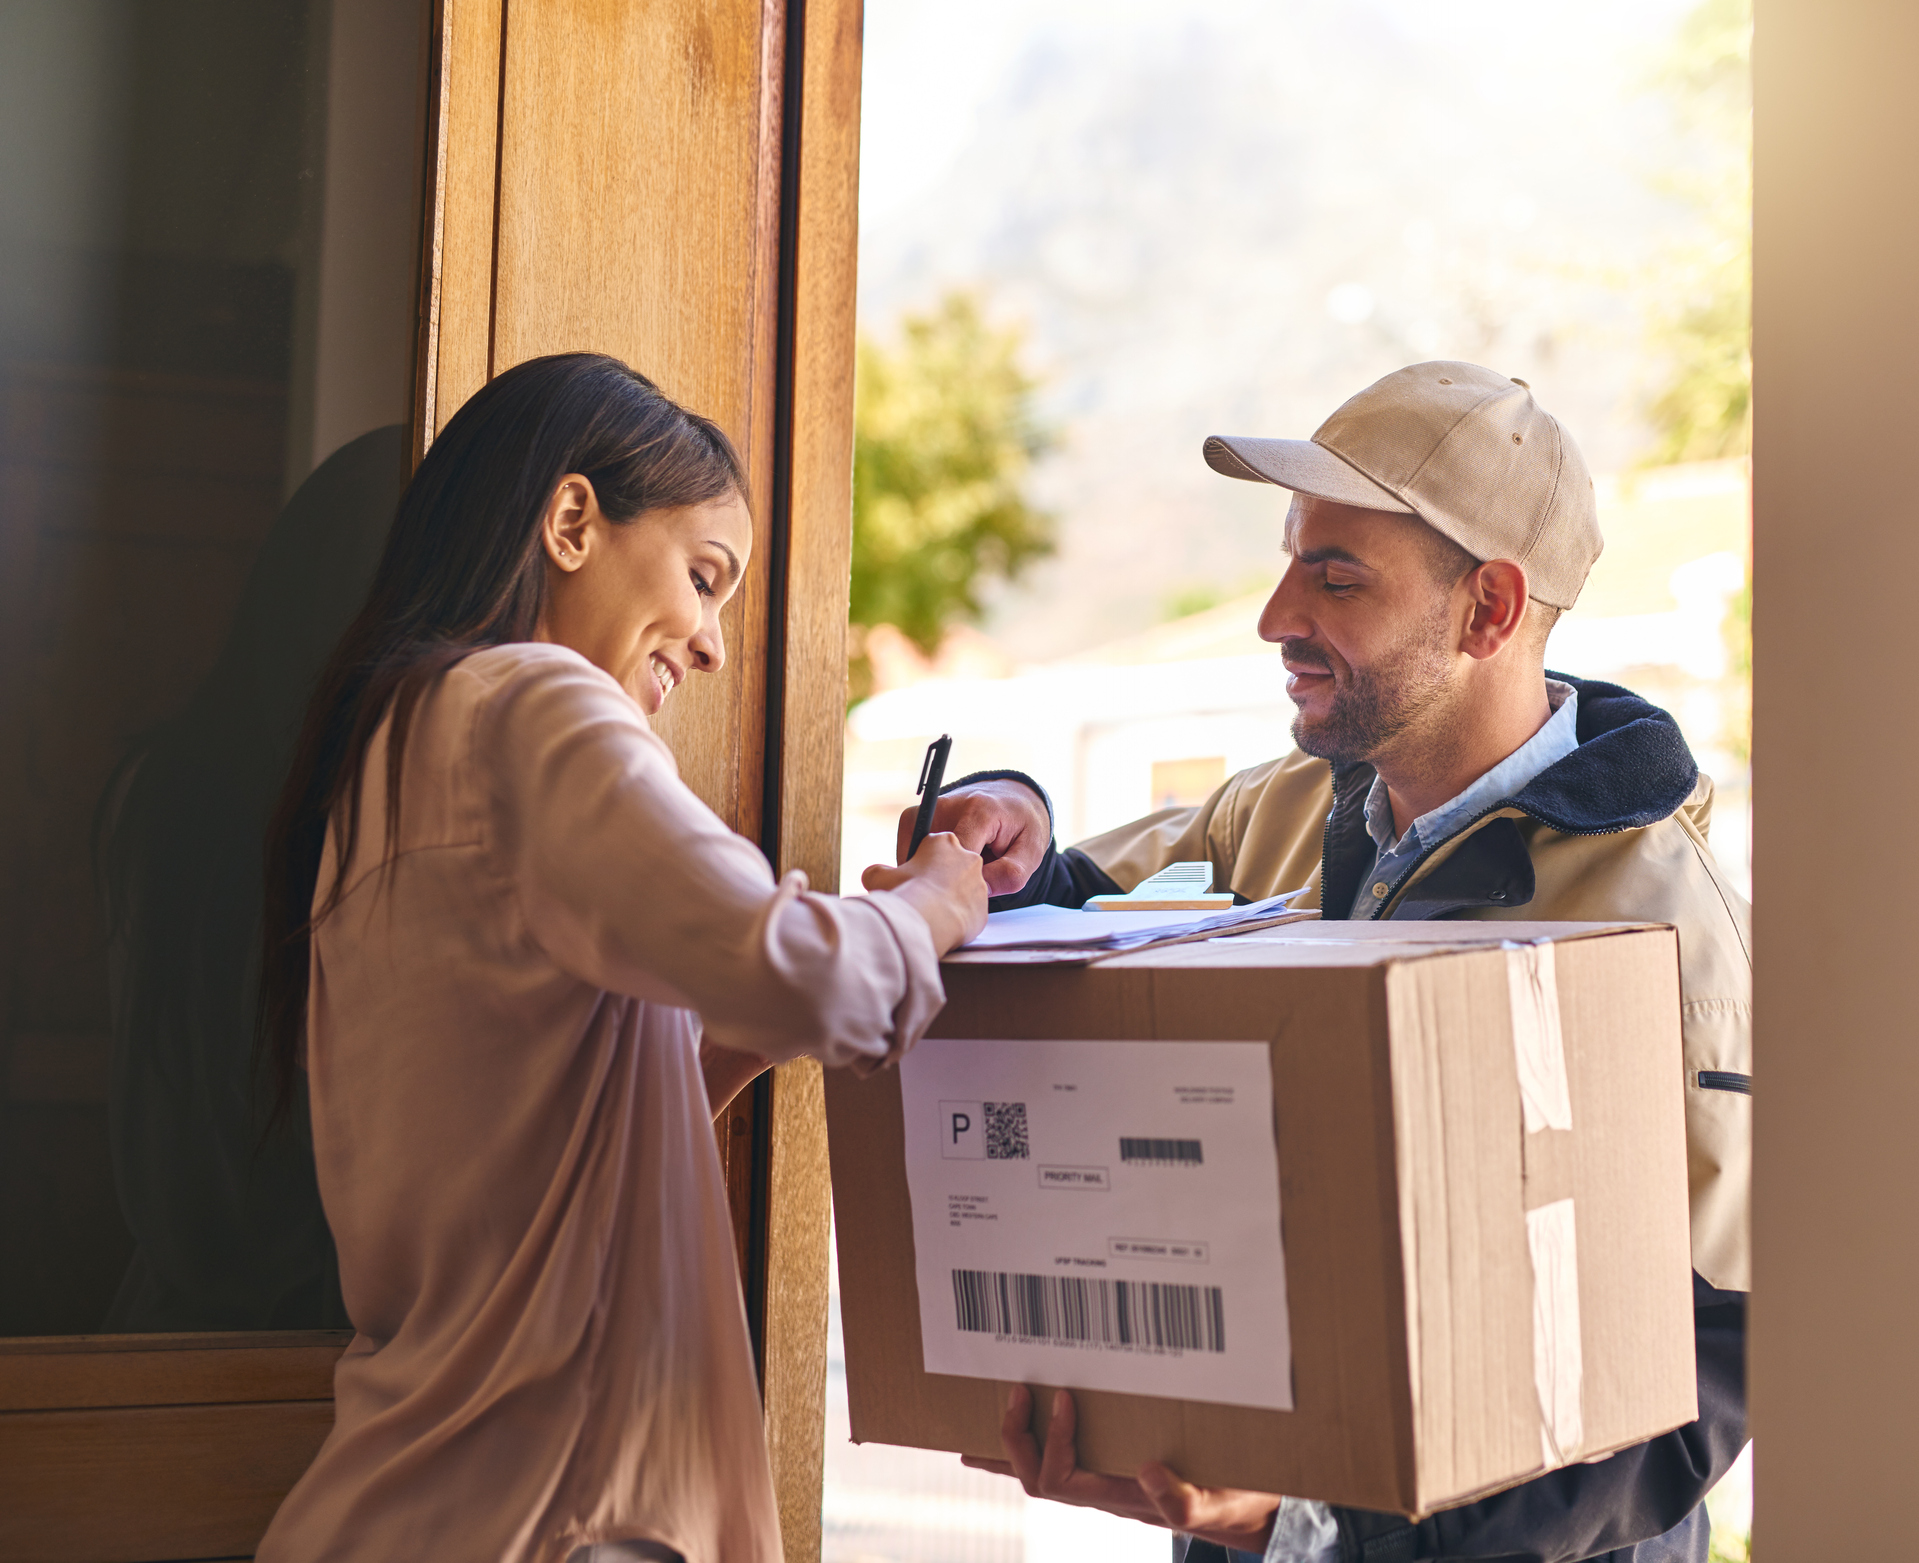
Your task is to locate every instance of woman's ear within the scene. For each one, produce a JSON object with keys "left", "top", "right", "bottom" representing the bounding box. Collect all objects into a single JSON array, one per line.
[{"left": 540, "top": 474, "right": 599, "bottom": 572}]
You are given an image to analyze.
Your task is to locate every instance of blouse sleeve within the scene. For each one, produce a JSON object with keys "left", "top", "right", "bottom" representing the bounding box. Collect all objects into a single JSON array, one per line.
[{"left": 477, "top": 647, "right": 944, "bottom": 1073}]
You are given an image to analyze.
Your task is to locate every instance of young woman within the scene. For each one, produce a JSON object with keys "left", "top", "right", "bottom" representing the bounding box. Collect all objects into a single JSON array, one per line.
[{"left": 253, "top": 354, "right": 985, "bottom": 1563}]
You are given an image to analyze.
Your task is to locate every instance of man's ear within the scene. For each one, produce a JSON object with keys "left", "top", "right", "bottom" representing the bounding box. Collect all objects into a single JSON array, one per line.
[
  {"left": 540, "top": 474, "right": 598, "bottom": 572},
  {"left": 1460, "top": 559, "right": 1530, "bottom": 660}
]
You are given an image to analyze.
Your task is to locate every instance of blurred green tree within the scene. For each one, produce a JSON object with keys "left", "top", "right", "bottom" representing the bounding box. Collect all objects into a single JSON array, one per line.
[
  {"left": 1642, "top": 0, "right": 1753, "bottom": 772},
  {"left": 1644, "top": 0, "right": 1751, "bottom": 464},
  {"left": 1708, "top": 1525, "right": 1751, "bottom": 1563},
  {"left": 849, "top": 291, "right": 1056, "bottom": 703}
]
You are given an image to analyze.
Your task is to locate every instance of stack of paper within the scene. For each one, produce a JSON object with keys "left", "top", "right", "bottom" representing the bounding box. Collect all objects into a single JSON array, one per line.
[{"left": 948, "top": 892, "right": 1315, "bottom": 964}]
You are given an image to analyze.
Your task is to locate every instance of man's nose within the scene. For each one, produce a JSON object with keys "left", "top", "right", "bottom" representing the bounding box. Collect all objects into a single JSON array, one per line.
[{"left": 1257, "top": 564, "right": 1311, "bottom": 643}]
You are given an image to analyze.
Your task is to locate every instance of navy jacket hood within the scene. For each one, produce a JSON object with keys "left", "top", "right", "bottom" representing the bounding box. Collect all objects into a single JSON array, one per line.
[
  {"left": 1320, "top": 674, "right": 1702, "bottom": 924},
  {"left": 1332, "top": 672, "right": 1699, "bottom": 839}
]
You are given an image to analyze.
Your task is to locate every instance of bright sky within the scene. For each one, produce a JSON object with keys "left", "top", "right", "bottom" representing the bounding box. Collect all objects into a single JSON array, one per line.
[{"left": 861, "top": 0, "right": 1699, "bottom": 228}]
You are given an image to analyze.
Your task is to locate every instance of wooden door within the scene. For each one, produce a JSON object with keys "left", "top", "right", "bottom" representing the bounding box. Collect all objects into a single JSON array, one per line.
[{"left": 0, "top": 1, "right": 861, "bottom": 1557}]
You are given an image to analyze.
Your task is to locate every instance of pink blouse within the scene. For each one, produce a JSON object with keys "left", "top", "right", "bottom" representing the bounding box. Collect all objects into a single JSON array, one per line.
[{"left": 257, "top": 643, "right": 943, "bottom": 1563}]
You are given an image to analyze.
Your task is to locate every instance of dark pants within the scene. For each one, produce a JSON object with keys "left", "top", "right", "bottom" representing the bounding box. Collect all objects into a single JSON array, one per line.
[{"left": 1173, "top": 1500, "right": 1711, "bottom": 1563}]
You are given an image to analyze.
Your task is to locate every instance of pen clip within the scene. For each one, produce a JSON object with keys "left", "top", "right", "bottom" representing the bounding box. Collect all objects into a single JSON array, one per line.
[{"left": 916, "top": 741, "right": 936, "bottom": 795}]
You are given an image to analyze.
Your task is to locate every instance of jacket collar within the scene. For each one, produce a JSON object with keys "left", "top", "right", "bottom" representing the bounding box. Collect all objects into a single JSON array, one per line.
[{"left": 1321, "top": 673, "right": 1700, "bottom": 921}]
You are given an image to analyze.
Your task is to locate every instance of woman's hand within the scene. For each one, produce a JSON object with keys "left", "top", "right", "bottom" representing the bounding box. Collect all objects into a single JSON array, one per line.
[
  {"left": 862, "top": 832, "right": 989, "bottom": 954},
  {"left": 699, "top": 1040, "right": 770, "bottom": 1118}
]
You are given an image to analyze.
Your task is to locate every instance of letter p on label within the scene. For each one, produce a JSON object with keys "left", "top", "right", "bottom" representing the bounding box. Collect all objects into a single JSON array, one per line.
[{"left": 940, "top": 1100, "right": 986, "bottom": 1158}]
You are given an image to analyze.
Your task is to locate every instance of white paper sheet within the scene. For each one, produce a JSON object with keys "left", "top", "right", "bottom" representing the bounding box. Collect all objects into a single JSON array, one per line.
[
  {"left": 962, "top": 893, "right": 1305, "bottom": 951},
  {"left": 964, "top": 904, "right": 1224, "bottom": 947},
  {"left": 899, "top": 1037, "right": 1294, "bottom": 1411}
]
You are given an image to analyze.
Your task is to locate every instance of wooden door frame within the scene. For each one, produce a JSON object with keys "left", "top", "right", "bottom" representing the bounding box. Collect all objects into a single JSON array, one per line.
[
  {"left": 746, "top": 0, "right": 862, "bottom": 1548},
  {"left": 0, "top": 2, "right": 860, "bottom": 1558},
  {"left": 413, "top": 10, "right": 859, "bottom": 1552}
]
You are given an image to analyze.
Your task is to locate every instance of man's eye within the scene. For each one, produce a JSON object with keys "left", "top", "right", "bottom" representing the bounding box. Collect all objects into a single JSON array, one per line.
[{"left": 1324, "top": 579, "right": 1358, "bottom": 595}]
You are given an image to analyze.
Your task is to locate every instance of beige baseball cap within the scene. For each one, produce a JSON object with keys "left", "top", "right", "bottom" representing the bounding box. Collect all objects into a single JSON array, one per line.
[{"left": 1203, "top": 360, "right": 1603, "bottom": 609}]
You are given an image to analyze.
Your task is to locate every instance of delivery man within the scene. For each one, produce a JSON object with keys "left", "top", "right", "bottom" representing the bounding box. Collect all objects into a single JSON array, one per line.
[{"left": 894, "top": 362, "right": 1751, "bottom": 1563}]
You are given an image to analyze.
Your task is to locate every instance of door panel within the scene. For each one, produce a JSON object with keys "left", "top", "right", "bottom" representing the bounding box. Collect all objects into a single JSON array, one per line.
[{"left": 0, "top": 0, "right": 860, "bottom": 1554}]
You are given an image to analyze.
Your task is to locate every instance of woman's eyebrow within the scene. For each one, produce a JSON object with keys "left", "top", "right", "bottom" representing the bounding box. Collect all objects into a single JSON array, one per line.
[{"left": 706, "top": 541, "right": 742, "bottom": 584}]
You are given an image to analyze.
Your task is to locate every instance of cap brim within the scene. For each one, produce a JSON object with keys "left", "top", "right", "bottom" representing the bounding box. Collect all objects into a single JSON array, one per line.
[{"left": 1202, "top": 435, "right": 1415, "bottom": 514}]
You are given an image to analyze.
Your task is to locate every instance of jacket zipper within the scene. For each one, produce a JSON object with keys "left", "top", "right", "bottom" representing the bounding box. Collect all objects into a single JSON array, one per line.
[
  {"left": 1318, "top": 769, "right": 1344, "bottom": 913},
  {"left": 1327, "top": 778, "right": 1640, "bottom": 922}
]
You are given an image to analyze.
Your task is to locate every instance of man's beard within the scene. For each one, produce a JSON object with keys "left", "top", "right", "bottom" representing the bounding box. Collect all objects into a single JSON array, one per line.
[{"left": 1288, "top": 612, "right": 1456, "bottom": 765}]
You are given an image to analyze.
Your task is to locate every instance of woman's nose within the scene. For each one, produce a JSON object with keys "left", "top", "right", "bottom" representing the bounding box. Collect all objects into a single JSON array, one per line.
[{"left": 689, "top": 616, "right": 726, "bottom": 674}]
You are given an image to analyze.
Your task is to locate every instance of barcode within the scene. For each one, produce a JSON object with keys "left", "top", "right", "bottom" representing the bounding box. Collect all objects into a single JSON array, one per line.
[
  {"left": 950, "top": 1268, "right": 1225, "bottom": 1352},
  {"left": 1119, "top": 1137, "right": 1203, "bottom": 1165}
]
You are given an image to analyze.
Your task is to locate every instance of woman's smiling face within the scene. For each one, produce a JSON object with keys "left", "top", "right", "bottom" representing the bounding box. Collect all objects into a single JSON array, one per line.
[{"left": 534, "top": 476, "right": 752, "bottom": 714}]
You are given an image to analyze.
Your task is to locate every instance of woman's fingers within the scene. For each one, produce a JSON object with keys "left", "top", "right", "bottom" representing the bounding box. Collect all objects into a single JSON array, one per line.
[
  {"left": 861, "top": 860, "right": 908, "bottom": 893},
  {"left": 911, "top": 833, "right": 990, "bottom": 940}
]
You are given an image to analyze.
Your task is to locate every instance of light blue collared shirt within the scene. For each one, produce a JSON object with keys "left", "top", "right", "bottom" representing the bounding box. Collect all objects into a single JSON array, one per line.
[
  {"left": 1349, "top": 680, "right": 1579, "bottom": 921},
  {"left": 1251, "top": 702, "right": 1579, "bottom": 1563}
]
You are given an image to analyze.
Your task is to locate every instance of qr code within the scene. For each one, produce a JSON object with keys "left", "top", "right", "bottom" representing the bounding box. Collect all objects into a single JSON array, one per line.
[{"left": 984, "top": 1101, "right": 1029, "bottom": 1160}]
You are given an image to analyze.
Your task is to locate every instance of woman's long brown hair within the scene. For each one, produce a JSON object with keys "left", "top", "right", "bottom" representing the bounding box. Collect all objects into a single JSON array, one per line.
[{"left": 258, "top": 353, "right": 745, "bottom": 1122}]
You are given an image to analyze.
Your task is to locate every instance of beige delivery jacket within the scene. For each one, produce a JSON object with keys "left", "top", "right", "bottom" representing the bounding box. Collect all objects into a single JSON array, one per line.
[{"left": 1067, "top": 679, "right": 1751, "bottom": 1293}]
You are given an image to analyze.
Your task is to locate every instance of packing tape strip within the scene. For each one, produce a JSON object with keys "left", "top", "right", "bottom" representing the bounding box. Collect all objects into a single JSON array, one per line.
[
  {"left": 1526, "top": 1198, "right": 1586, "bottom": 1465},
  {"left": 1506, "top": 942, "right": 1584, "bottom": 1465},
  {"left": 1506, "top": 943, "right": 1574, "bottom": 1133}
]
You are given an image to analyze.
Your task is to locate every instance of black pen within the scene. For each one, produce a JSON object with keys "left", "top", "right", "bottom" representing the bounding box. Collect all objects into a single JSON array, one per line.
[{"left": 907, "top": 733, "right": 953, "bottom": 860}]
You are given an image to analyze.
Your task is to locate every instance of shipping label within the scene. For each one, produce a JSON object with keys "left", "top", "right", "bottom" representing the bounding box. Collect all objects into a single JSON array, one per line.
[{"left": 898, "top": 1037, "right": 1294, "bottom": 1411}]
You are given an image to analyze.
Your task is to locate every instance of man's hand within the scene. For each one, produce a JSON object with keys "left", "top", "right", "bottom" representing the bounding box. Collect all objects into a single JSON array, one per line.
[
  {"left": 894, "top": 778, "right": 1051, "bottom": 896},
  {"left": 961, "top": 1385, "right": 1281, "bottom": 1551}
]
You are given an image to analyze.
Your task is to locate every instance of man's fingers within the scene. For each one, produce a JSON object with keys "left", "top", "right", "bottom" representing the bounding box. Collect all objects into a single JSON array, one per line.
[
  {"left": 980, "top": 836, "right": 1044, "bottom": 895},
  {"left": 1036, "top": 1388, "right": 1084, "bottom": 1492},
  {"left": 898, "top": 784, "right": 1051, "bottom": 881},
  {"left": 894, "top": 796, "right": 982, "bottom": 863},
  {"left": 998, "top": 1384, "right": 1044, "bottom": 1492},
  {"left": 862, "top": 861, "right": 907, "bottom": 893},
  {"left": 981, "top": 858, "right": 1025, "bottom": 895},
  {"left": 1138, "top": 1463, "right": 1285, "bottom": 1549},
  {"left": 1137, "top": 1462, "right": 1203, "bottom": 1529},
  {"left": 982, "top": 1391, "right": 1279, "bottom": 1544}
]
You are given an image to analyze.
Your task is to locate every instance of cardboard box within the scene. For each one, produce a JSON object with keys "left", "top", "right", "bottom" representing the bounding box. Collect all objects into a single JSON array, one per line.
[{"left": 824, "top": 920, "right": 1697, "bottom": 1517}]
